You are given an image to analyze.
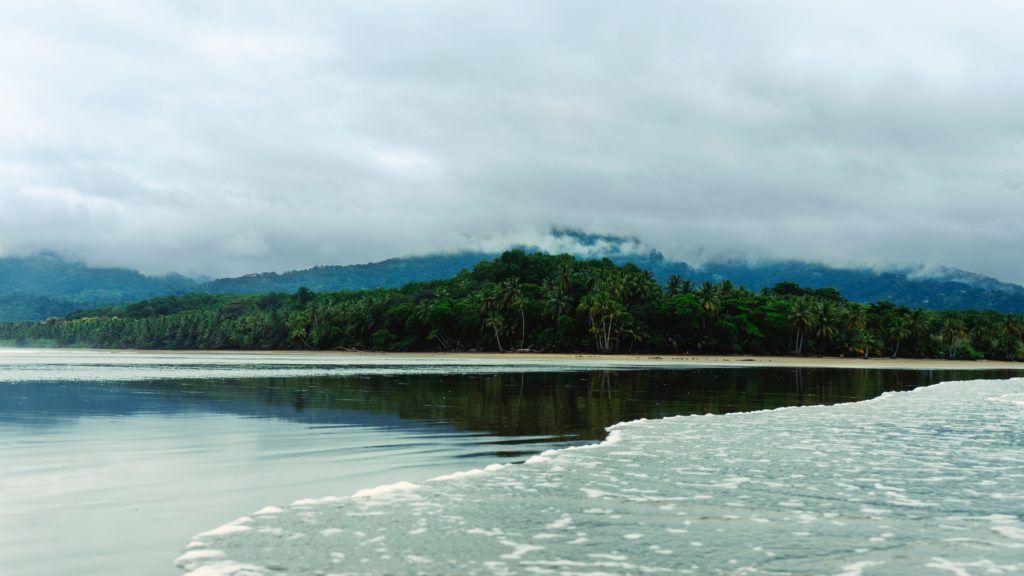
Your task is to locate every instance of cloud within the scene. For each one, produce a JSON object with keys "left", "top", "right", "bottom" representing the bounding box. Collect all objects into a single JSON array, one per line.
[{"left": 1, "top": 0, "right": 1023, "bottom": 282}]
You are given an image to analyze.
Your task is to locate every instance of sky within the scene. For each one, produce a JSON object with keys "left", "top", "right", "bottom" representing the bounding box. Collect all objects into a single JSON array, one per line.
[{"left": 1, "top": 1, "right": 1023, "bottom": 283}]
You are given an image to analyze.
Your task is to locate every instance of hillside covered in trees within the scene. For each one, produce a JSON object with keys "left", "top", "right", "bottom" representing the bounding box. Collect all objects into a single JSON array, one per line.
[
  {"left": 2, "top": 251, "right": 1022, "bottom": 361},
  {"left": 5, "top": 233, "right": 1024, "bottom": 322}
]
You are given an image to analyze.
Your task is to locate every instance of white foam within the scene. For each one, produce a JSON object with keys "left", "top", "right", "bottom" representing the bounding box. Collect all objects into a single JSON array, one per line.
[
  {"left": 175, "top": 550, "right": 225, "bottom": 563},
  {"left": 178, "top": 560, "right": 267, "bottom": 576},
  {"left": 179, "top": 378, "right": 1024, "bottom": 575},
  {"left": 196, "top": 518, "right": 252, "bottom": 539},
  {"left": 351, "top": 481, "right": 420, "bottom": 498},
  {"left": 993, "top": 525, "right": 1024, "bottom": 540},
  {"left": 252, "top": 506, "right": 282, "bottom": 516},
  {"left": 430, "top": 463, "right": 506, "bottom": 482},
  {"left": 545, "top": 514, "right": 572, "bottom": 530}
]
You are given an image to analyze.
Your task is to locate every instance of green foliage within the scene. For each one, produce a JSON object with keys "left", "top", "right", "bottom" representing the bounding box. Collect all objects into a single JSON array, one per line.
[{"left": 0, "top": 250, "right": 1021, "bottom": 361}]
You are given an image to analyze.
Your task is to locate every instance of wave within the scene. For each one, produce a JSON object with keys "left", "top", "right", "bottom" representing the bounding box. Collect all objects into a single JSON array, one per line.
[{"left": 177, "top": 377, "right": 1024, "bottom": 575}]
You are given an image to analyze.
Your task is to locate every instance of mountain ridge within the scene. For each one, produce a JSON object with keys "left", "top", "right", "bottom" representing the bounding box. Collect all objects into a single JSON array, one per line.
[{"left": 2, "top": 241, "right": 1023, "bottom": 322}]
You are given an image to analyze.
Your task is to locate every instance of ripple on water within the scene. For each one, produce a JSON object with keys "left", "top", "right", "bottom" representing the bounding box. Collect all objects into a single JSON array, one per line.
[{"left": 178, "top": 378, "right": 1024, "bottom": 575}]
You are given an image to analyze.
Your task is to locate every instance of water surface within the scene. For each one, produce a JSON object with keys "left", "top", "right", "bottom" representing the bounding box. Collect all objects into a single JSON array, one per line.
[
  {"left": 1, "top": 350, "right": 1019, "bottom": 575},
  {"left": 181, "top": 378, "right": 1024, "bottom": 576}
]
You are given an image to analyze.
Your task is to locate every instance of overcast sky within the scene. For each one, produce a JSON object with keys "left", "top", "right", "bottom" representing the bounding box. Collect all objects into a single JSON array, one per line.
[{"left": 1, "top": 1, "right": 1023, "bottom": 282}]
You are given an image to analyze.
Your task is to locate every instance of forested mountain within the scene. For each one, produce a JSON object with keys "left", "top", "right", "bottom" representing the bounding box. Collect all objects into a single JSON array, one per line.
[
  {"left": 638, "top": 258, "right": 1024, "bottom": 314},
  {"left": 0, "top": 253, "right": 198, "bottom": 321},
  {"left": 0, "top": 252, "right": 489, "bottom": 321},
  {"left": 200, "top": 253, "right": 489, "bottom": 294},
  {"left": 3, "top": 251, "right": 1022, "bottom": 361},
  {"left": 2, "top": 238, "right": 1024, "bottom": 322}
]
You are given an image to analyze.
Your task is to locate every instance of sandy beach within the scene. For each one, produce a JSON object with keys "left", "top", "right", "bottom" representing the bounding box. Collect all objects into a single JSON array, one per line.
[
  {"left": 324, "top": 351, "right": 1024, "bottom": 370},
  {"left": 112, "top": 349, "right": 1023, "bottom": 371}
]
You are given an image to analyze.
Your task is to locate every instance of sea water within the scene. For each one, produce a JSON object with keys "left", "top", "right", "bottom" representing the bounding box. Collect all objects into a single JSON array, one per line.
[
  {"left": 1, "top": 349, "right": 1020, "bottom": 575},
  {"left": 178, "top": 378, "right": 1024, "bottom": 575}
]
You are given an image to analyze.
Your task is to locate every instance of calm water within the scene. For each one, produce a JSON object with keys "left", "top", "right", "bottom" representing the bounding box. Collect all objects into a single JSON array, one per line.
[{"left": 0, "top": 350, "right": 1019, "bottom": 575}]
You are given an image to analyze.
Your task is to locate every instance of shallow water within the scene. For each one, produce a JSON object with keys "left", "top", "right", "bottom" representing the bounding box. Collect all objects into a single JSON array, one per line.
[
  {"left": 1, "top": 350, "right": 1020, "bottom": 575},
  {"left": 179, "top": 377, "right": 1024, "bottom": 576}
]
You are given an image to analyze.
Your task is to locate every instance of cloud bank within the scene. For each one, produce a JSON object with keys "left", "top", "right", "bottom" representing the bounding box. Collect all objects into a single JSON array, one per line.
[{"left": 1, "top": 1, "right": 1022, "bottom": 282}]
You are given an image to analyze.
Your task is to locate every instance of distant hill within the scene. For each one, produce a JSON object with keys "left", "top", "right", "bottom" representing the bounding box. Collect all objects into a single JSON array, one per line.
[
  {"left": 154, "top": 242, "right": 1024, "bottom": 315},
  {"left": 0, "top": 253, "right": 197, "bottom": 321},
  {"left": 198, "top": 252, "right": 489, "bottom": 295},
  {"left": 0, "top": 252, "right": 491, "bottom": 322},
  {"left": 2, "top": 237, "right": 1024, "bottom": 322},
  {"left": 637, "top": 258, "right": 1024, "bottom": 314}
]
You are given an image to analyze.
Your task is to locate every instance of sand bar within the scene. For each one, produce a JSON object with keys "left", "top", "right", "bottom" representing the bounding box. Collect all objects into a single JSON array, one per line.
[
  {"left": 5, "top": 347, "right": 1020, "bottom": 372},
  {"left": 291, "top": 351, "right": 1024, "bottom": 370}
]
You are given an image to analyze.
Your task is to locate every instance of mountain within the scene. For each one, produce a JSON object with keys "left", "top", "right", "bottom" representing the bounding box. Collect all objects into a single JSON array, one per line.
[
  {"left": 2, "top": 236, "right": 1024, "bottom": 322},
  {"left": 198, "top": 252, "right": 490, "bottom": 295},
  {"left": 638, "top": 259, "right": 1024, "bottom": 313},
  {"left": 0, "top": 252, "right": 491, "bottom": 322},
  {"left": 0, "top": 253, "right": 197, "bottom": 321},
  {"left": 185, "top": 237, "right": 1024, "bottom": 314}
]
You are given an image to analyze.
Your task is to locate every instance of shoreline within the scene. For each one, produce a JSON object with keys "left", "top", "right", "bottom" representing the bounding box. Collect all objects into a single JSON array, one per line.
[{"left": 5, "top": 347, "right": 1023, "bottom": 371}]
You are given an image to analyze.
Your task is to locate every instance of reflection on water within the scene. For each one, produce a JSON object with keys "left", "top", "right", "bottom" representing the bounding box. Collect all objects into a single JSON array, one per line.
[
  {"left": 185, "top": 377, "right": 1024, "bottom": 576},
  {"left": 1, "top": 367, "right": 1021, "bottom": 576},
  {"left": 6, "top": 367, "right": 1015, "bottom": 438}
]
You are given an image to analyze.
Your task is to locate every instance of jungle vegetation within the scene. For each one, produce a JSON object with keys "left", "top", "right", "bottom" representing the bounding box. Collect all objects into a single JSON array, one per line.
[{"left": 2, "top": 251, "right": 1022, "bottom": 360}]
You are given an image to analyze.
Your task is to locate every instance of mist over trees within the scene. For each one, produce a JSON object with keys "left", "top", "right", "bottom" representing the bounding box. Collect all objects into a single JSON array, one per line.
[{"left": 2, "top": 251, "right": 1022, "bottom": 361}]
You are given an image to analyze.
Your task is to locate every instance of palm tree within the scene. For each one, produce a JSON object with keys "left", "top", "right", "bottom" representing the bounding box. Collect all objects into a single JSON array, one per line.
[
  {"left": 287, "top": 311, "right": 313, "bottom": 349},
  {"left": 1003, "top": 315, "right": 1024, "bottom": 344},
  {"left": 620, "top": 319, "right": 650, "bottom": 352},
  {"left": 860, "top": 330, "right": 881, "bottom": 359},
  {"left": 512, "top": 292, "right": 529, "bottom": 349},
  {"left": 719, "top": 279, "right": 735, "bottom": 298},
  {"left": 542, "top": 280, "right": 572, "bottom": 319},
  {"left": 788, "top": 297, "right": 815, "bottom": 355},
  {"left": 814, "top": 301, "right": 840, "bottom": 348},
  {"left": 634, "top": 269, "right": 661, "bottom": 301},
  {"left": 578, "top": 287, "right": 623, "bottom": 353},
  {"left": 498, "top": 278, "right": 526, "bottom": 349},
  {"left": 665, "top": 275, "right": 684, "bottom": 297},
  {"left": 907, "top": 308, "right": 930, "bottom": 355},
  {"left": 555, "top": 260, "right": 576, "bottom": 293},
  {"left": 843, "top": 303, "right": 867, "bottom": 356},
  {"left": 1001, "top": 314, "right": 1024, "bottom": 360},
  {"left": 846, "top": 303, "right": 866, "bottom": 333},
  {"left": 413, "top": 298, "right": 433, "bottom": 326},
  {"left": 889, "top": 317, "right": 911, "bottom": 358},
  {"left": 940, "top": 318, "right": 966, "bottom": 359},
  {"left": 483, "top": 312, "right": 505, "bottom": 352},
  {"left": 478, "top": 284, "right": 502, "bottom": 317},
  {"left": 696, "top": 281, "right": 721, "bottom": 330}
]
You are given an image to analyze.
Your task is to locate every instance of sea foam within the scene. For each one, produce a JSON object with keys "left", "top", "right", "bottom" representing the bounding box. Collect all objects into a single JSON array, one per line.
[{"left": 177, "top": 378, "right": 1024, "bottom": 575}]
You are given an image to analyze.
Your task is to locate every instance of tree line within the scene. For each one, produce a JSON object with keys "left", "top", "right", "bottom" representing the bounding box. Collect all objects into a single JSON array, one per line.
[{"left": 1, "top": 251, "right": 1022, "bottom": 360}]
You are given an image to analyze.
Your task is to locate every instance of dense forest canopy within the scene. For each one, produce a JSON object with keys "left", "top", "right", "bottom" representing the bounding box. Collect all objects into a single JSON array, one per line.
[
  {"left": 2, "top": 251, "right": 1022, "bottom": 361},
  {"left": 5, "top": 241, "right": 1024, "bottom": 323}
]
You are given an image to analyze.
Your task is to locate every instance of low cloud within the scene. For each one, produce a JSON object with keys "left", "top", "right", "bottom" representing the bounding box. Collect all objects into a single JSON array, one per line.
[{"left": 1, "top": 1, "right": 1022, "bottom": 283}]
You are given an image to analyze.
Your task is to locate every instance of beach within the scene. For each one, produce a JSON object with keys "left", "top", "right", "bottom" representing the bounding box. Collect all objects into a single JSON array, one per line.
[{"left": 88, "top": 348, "right": 1022, "bottom": 371}]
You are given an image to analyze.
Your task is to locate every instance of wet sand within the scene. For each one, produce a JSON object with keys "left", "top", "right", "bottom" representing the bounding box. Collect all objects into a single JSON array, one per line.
[
  {"left": 60, "top": 348, "right": 1020, "bottom": 371},
  {"left": 339, "top": 351, "right": 1024, "bottom": 370}
]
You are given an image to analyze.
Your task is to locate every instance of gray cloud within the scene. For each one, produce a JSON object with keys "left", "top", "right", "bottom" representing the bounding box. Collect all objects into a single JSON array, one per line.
[{"left": 1, "top": 0, "right": 1023, "bottom": 282}]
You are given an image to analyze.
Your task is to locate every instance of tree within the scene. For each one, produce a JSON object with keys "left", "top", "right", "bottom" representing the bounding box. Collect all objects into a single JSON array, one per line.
[
  {"left": 888, "top": 317, "right": 911, "bottom": 358},
  {"left": 814, "top": 301, "right": 840, "bottom": 351},
  {"left": 542, "top": 280, "right": 573, "bottom": 320},
  {"left": 578, "top": 280, "right": 625, "bottom": 353},
  {"left": 484, "top": 312, "right": 505, "bottom": 352},
  {"left": 941, "top": 318, "right": 967, "bottom": 359},
  {"left": 696, "top": 281, "right": 720, "bottom": 330},
  {"left": 907, "top": 308, "right": 930, "bottom": 356},
  {"left": 512, "top": 291, "right": 529, "bottom": 349},
  {"left": 789, "top": 297, "right": 815, "bottom": 355},
  {"left": 665, "top": 275, "right": 684, "bottom": 297}
]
